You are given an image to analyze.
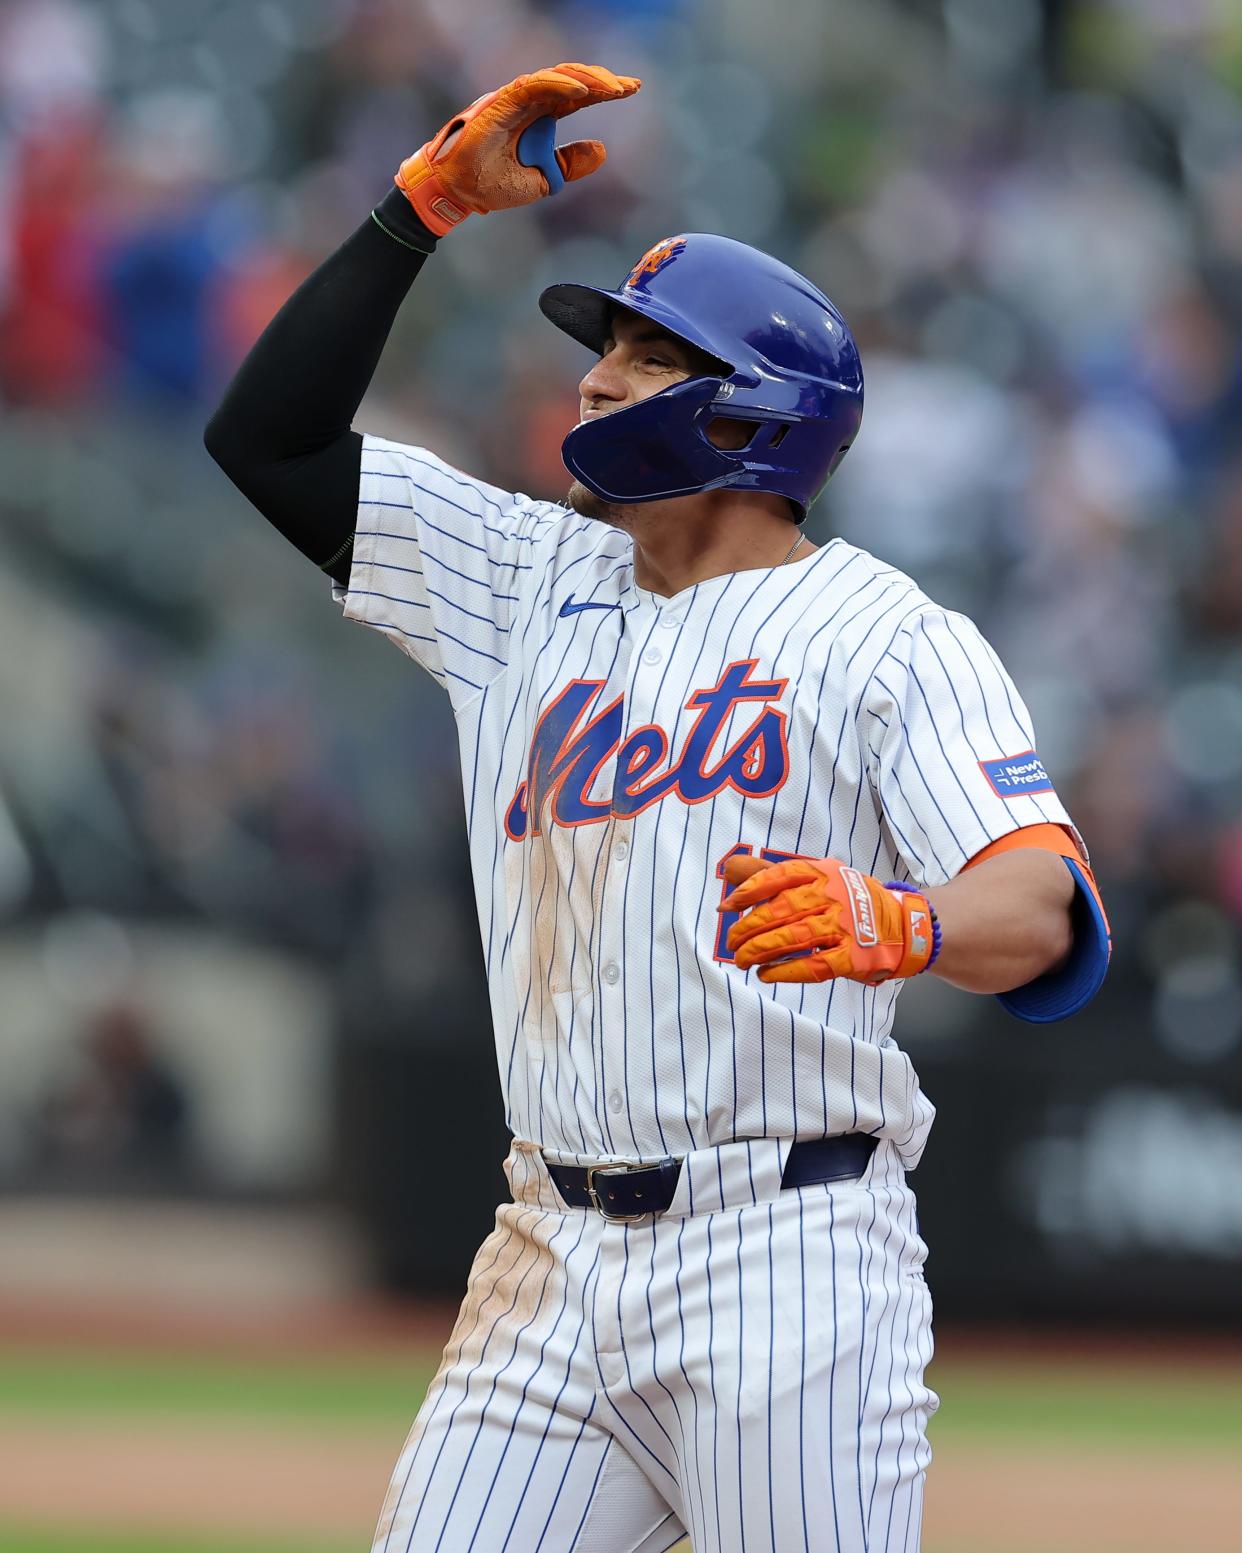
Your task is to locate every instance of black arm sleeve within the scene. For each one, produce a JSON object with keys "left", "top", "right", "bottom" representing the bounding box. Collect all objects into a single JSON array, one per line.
[{"left": 204, "top": 188, "right": 438, "bottom": 586}]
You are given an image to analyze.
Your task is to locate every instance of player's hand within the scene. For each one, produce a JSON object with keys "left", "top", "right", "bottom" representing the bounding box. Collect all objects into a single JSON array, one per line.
[
  {"left": 720, "top": 855, "right": 937, "bottom": 986},
  {"left": 394, "top": 63, "right": 641, "bottom": 237}
]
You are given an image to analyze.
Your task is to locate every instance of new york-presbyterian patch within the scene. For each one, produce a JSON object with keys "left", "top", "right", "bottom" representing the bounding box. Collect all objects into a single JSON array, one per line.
[{"left": 979, "top": 751, "right": 1055, "bottom": 797}]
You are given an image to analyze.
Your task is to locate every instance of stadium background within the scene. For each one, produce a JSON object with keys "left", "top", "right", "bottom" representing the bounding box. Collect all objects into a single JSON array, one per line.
[{"left": 0, "top": 0, "right": 1239, "bottom": 1549}]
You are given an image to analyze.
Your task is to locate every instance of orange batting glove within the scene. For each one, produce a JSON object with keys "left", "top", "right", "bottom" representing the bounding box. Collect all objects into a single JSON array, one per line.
[
  {"left": 394, "top": 63, "right": 641, "bottom": 237},
  {"left": 721, "top": 855, "right": 939, "bottom": 986}
]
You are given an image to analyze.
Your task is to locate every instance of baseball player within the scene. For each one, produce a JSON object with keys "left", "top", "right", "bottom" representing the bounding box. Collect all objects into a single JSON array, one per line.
[{"left": 206, "top": 63, "right": 1111, "bottom": 1553}]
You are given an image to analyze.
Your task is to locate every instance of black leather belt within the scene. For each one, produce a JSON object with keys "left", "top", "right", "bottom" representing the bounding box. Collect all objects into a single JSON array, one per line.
[{"left": 545, "top": 1135, "right": 878, "bottom": 1222}]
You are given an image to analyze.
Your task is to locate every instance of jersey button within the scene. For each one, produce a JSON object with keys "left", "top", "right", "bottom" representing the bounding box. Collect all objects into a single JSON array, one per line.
[
  {"left": 660, "top": 617, "right": 680, "bottom": 630},
  {"left": 642, "top": 646, "right": 662, "bottom": 665},
  {"left": 608, "top": 1090, "right": 624, "bottom": 1113},
  {"left": 603, "top": 962, "right": 620, "bottom": 985},
  {"left": 614, "top": 840, "right": 629, "bottom": 863}
]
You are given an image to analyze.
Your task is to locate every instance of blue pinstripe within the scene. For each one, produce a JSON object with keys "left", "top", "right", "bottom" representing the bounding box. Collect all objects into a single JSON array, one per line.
[
  {"left": 902, "top": 647, "right": 999, "bottom": 843},
  {"left": 865, "top": 1187, "right": 904, "bottom": 1549},
  {"left": 461, "top": 1217, "right": 590, "bottom": 1552},
  {"left": 826, "top": 1190, "right": 842, "bottom": 1553},
  {"left": 371, "top": 474, "right": 550, "bottom": 547},
  {"left": 872, "top": 673, "right": 962, "bottom": 873},
  {"left": 366, "top": 549, "right": 520, "bottom": 606},
  {"left": 614, "top": 1226, "right": 680, "bottom": 1464},
  {"left": 787, "top": 593, "right": 924, "bottom": 1060},
  {"left": 881, "top": 1251, "right": 920, "bottom": 1553},
  {"left": 944, "top": 614, "right": 1060, "bottom": 828},
  {"left": 572, "top": 823, "right": 617, "bottom": 1153},
  {"left": 796, "top": 1190, "right": 811, "bottom": 1553},
  {"left": 758, "top": 556, "right": 866, "bottom": 864},
  {"left": 673, "top": 1219, "right": 711, "bottom": 1552},
  {"left": 554, "top": 1425, "right": 610, "bottom": 1553},
  {"left": 346, "top": 593, "right": 509, "bottom": 667},
  {"left": 619, "top": 606, "right": 670, "bottom": 1158},
  {"left": 662, "top": 577, "right": 736, "bottom": 1175},
  {"left": 734, "top": 1211, "right": 747, "bottom": 1550},
  {"left": 357, "top": 507, "right": 536, "bottom": 571},
  {"left": 366, "top": 454, "right": 524, "bottom": 519},
  {"left": 704, "top": 1213, "right": 724, "bottom": 1552},
  {"left": 559, "top": 819, "right": 615, "bottom": 1156},
  {"left": 399, "top": 1218, "right": 549, "bottom": 1553},
  {"left": 869, "top": 771, "right": 931, "bottom": 876},
  {"left": 642, "top": 1220, "right": 691, "bottom": 1495},
  {"left": 723, "top": 555, "right": 842, "bottom": 1135},
  {"left": 381, "top": 1221, "right": 521, "bottom": 1553},
  {"left": 566, "top": 601, "right": 632, "bottom": 1153},
  {"left": 387, "top": 447, "right": 591, "bottom": 546},
  {"left": 788, "top": 591, "right": 918, "bottom": 869},
  {"left": 676, "top": 562, "right": 797, "bottom": 1146},
  {"left": 597, "top": 1367, "right": 683, "bottom": 1493},
  {"left": 854, "top": 1184, "right": 882, "bottom": 1539},
  {"left": 641, "top": 588, "right": 700, "bottom": 1158},
  {"left": 438, "top": 1216, "right": 576, "bottom": 1553},
  {"left": 764, "top": 1201, "right": 777, "bottom": 1553}
]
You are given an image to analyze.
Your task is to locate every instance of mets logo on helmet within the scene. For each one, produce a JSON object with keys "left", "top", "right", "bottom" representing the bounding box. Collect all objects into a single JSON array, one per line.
[{"left": 626, "top": 235, "right": 687, "bottom": 288}]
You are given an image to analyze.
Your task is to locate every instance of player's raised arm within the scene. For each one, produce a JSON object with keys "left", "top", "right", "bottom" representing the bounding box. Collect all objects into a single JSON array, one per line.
[{"left": 203, "top": 64, "right": 640, "bottom": 584}]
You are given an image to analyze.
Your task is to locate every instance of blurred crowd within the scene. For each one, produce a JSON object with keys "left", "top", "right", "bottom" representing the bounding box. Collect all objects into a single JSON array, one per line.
[{"left": 2, "top": 0, "right": 1241, "bottom": 1088}]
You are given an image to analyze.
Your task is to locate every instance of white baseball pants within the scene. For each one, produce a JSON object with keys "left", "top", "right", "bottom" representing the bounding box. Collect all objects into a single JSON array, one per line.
[{"left": 371, "top": 1137, "right": 937, "bottom": 1553}]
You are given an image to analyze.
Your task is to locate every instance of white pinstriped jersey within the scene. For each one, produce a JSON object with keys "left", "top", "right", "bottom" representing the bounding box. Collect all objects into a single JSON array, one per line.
[{"left": 336, "top": 433, "right": 1078, "bottom": 1168}]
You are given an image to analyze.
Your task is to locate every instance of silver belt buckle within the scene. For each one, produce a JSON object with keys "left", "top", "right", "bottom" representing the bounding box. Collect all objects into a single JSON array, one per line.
[{"left": 585, "top": 1162, "right": 657, "bottom": 1223}]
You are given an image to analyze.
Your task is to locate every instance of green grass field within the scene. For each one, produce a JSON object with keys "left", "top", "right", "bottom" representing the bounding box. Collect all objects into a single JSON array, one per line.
[
  {"left": 0, "top": 1349, "right": 433, "bottom": 1427},
  {"left": 3, "top": 1345, "right": 1237, "bottom": 1443},
  {"left": 0, "top": 1342, "right": 1236, "bottom": 1553},
  {"left": 0, "top": 1536, "right": 349, "bottom": 1553}
]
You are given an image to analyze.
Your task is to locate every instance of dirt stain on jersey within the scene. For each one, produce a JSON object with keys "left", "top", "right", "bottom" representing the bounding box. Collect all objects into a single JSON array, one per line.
[{"left": 521, "top": 822, "right": 609, "bottom": 1016}]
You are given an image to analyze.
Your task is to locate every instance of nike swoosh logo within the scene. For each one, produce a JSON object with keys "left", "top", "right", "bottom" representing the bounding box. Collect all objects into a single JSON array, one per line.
[{"left": 559, "top": 597, "right": 618, "bottom": 618}]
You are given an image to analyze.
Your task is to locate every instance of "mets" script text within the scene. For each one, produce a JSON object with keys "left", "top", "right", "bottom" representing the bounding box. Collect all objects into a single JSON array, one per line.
[{"left": 504, "top": 659, "right": 790, "bottom": 839}]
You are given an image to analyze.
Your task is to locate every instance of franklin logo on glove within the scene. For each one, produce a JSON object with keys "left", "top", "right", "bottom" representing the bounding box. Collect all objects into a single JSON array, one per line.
[{"left": 841, "top": 866, "right": 880, "bottom": 947}]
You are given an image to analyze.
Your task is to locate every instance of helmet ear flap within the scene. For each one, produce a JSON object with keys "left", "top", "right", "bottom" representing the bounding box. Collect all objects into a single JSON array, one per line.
[{"left": 563, "top": 377, "right": 743, "bottom": 503}]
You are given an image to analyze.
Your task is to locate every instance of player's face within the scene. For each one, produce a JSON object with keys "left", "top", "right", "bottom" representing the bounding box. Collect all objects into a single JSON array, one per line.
[
  {"left": 577, "top": 311, "right": 699, "bottom": 417},
  {"left": 567, "top": 310, "right": 723, "bottom": 523}
]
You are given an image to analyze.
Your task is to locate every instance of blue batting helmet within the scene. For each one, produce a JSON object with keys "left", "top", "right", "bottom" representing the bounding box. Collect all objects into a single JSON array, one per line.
[{"left": 539, "top": 232, "right": 863, "bottom": 519}]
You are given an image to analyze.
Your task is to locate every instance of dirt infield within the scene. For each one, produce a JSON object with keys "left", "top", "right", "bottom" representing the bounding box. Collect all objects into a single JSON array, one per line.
[
  {"left": 1, "top": 1301, "right": 1238, "bottom": 1553},
  {"left": 0, "top": 1419, "right": 391, "bottom": 1543},
  {"left": 0, "top": 1417, "right": 1235, "bottom": 1552},
  {"left": 927, "top": 1441, "right": 1238, "bottom": 1553}
]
